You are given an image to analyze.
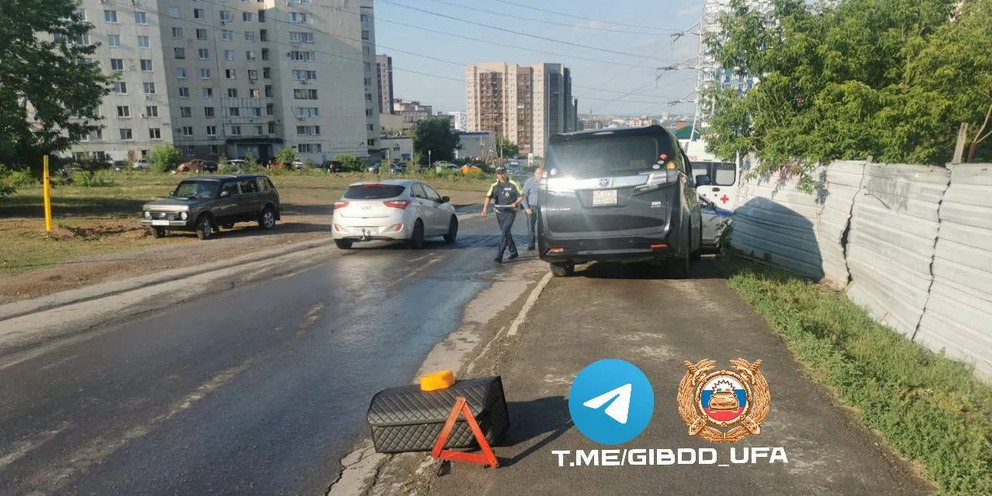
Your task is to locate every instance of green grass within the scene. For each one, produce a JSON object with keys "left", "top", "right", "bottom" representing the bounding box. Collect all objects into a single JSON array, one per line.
[{"left": 727, "top": 261, "right": 992, "bottom": 495}]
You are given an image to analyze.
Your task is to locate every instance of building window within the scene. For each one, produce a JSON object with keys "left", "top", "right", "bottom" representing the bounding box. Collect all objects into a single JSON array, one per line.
[
  {"left": 364, "top": 77, "right": 372, "bottom": 87},
  {"left": 108, "top": 35, "right": 120, "bottom": 48},
  {"left": 180, "top": 107, "right": 192, "bottom": 117},
  {"left": 113, "top": 81, "right": 127, "bottom": 94},
  {"left": 143, "top": 82, "right": 156, "bottom": 94},
  {"left": 243, "top": 12, "right": 253, "bottom": 22},
  {"left": 266, "top": 104, "right": 274, "bottom": 115},
  {"left": 210, "top": 145, "right": 220, "bottom": 155},
  {"left": 289, "top": 12, "right": 310, "bottom": 24},
  {"left": 363, "top": 46, "right": 371, "bottom": 56},
  {"left": 222, "top": 30, "right": 233, "bottom": 41},
  {"left": 245, "top": 50, "right": 256, "bottom": 61},
  {"left": 137, "top": 36, "right": 150, "bottom": 49},
  {"left": 168, "top": 7, "right": 180, "bottom": 19},
  {"left": 264, "top": 85, "right": 273, "bottom": 97},
  {"left": 172, "top": 27, "right": 183, "bottom": 39},
  {"left": 225, "top": 50, "right": 235, "bottom": 61},
  {"left": 182, "top": 126, "right": 194, "bottom": 136},
  {"left": 248, "top": 69, "right": 259, "bottom": 80},
  {"left": 175, "top": 47, "right": 185, "bottom": 59},
  {"left": 183, "top": 146, "right": 195, "bottom": 156},
  {"left": 288, "top": 51, "right": 315, "bottom": 62},
  {"left": 367, "top": 139, "right": 375, "bottom": 147},
  {"left": 104, "top": 10, "right": 117, "bottom": 23},
  {"left": 298, "top": 143, "right": 322, "bottom": 153},
  {"left": 290, "top": 32, "right": 314, "bottom": 43},
  {"left": 206, "top": 126, "right": 217, "bottom": 136},
  {"left": 261, "top": 48, "right": 269, "bottom": 61},
  {"left": 149, "top": 128, "right": 162, "bottom": 140},
  {"left": 88, "top": 130, "right": 103, "bottom": 141},
  {"left": 220, "top": 10, "right": 232, "bottom": 22},
  {"left": 140, "top": 59, "right": 153, "bottom": 72},
  {"left": 260, "top": 30, "right": 268, "bottom": 42},
  {"left": 228, "top": 107, "right": 240, "bottom": 117},
  {"left": 109, "top": 58, "right": 123, "bottom": 71},
  {"left": 134, "top": 11, "right": 148, "bottom": 25},
  {"left": 250, "top": 88, "right": 261, "bottom": 99},
  {"left": 176, "top": 67, "right": 187, "bottom": 79},
  {"left": 200, "top": 68, "right": 211, "bottom": 79},
  {"left": 254, "top": 125, "right": 263, "bottom": 136},
  {"left": 262, "top": 67, "right": 271, "bottom": 79},
  {"left": 363, "top": 62, "right": 371, "bottom": 72},
  {"left": 230, "top": 125, "right": 241, "bottom": 136},
  {"left": 227, "top": 88, "right": 238, "bottom": 98},
  {"left": 365, "top": 93, "right": 373, "bottom": 101},
  {"left": 202, "top": 87, "right": 213, "bottom": 98},
  {"left": 193, "top": 8, "right": 204, "bottom": 19},
  {"left": 198, "top": 48, "right": 209, "bottom": 60},
  {"left": 250, "top": 107, "right": 261, "bottom": 117},
  {"left": 204, "top": 107, "right": 216, "bottom": 118},
  {"left": 225, "top": 69, "right": 236, "bottom": 79},
  {"left": 244, "top": 31, "right": 255, "bottom": 43},
  {"left": 116, "top": 106, "right": 130, "bottom": 118},
  {"left": 365, "top": 108, "right": 373, "bottom": 117},
  {"left": 360, "top": 13, "right": 370, "bottom": 24},
  {"left": 295, "top": 107, "right": 319, "bottom": 118},
  {"left": 120, "top": 128, "right": 133, "bottom": 140},
  {"left": 146, "top": 106, "right": 159, "bottom": 117},
  {"left": 292, "top": 70, "right": 317, "bottom": 80},
  {"left": 361, "top": 30, "right": 370, "bottom": 41},
  {"left": 196, "top": 28, "right": 207, "bottom": 40},
  {"left": 178, "top": 87, "right": 189, "bottom": 98},
  {"left": 294, "top": 89, "right": 318, "bottom": 99}
]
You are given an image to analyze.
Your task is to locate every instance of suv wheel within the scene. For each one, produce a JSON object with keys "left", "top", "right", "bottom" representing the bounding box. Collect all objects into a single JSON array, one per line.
[
  {"left": 409, "top": 220, "right": 425, "bottom": 250},
  {"left": 550, "top": 262, "right": 574, "bottom": 277},
  {"left": 151, "top": 227, "right": 166, "bottom": 238},
  {"left": 195, "top": 215, "right": 213, "bottom": 240},
  {"left": 258, "top": 206, "right": 276, "bottom": 230},
  {"left": 443, "top": 216, "right": 458, "bottom": 244},
  {"left": 667, "top": 255, "right": 689, "bottom": 279},
  {"left": 335, "top": 239, "right": 353, "bottom": 249}
]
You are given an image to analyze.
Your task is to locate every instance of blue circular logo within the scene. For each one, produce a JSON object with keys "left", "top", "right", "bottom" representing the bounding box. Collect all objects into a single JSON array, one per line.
[{"left": 568, "top": 359, "right": 654, "bottom": 445}]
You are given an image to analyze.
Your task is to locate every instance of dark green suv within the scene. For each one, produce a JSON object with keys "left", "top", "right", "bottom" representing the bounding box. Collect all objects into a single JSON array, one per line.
[{"left": 141, "top": 175, "right": 281, "bottom": 240}]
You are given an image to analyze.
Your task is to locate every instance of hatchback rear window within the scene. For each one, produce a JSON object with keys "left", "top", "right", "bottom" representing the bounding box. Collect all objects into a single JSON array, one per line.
[
  {"left": 343, "top": 184, "right": 405, "bottom": 199},
  {"left": 547, "top": 134, "right": 675, "bottom": 178}
]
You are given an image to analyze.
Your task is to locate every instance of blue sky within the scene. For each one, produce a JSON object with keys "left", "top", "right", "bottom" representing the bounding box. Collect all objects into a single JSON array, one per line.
[{"left": 373, "top": 0, "right": 704, "bottom": 117}]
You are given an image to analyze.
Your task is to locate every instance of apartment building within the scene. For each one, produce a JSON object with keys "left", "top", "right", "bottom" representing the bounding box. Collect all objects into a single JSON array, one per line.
[
  {"left": 465, "top": 62, "right": 574, "bottom": 158},
  {"left": 376, "top": 54, "right": 394, "bottom": 116},
  {"left": 67, "top": 0, "right": 378, "bottom": 164}
]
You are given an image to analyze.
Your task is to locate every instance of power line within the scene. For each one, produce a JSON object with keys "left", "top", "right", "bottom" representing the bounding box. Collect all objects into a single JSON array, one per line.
[
  {"left": 488, "top": 0, "right": 681, "bottom": 34},
  {"left": 377, "top": 0, "right": 679, "bottom": 62},
  {"left": 423, "top": 0, "right": 661, "bottom": 36}
]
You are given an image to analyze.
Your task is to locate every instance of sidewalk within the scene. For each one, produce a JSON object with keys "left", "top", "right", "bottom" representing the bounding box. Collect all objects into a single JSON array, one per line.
[{"left": 366, "top": 260, "right": 934, "bottom": 495}]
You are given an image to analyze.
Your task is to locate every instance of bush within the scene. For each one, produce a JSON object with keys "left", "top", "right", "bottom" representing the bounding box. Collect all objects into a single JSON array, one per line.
[
  {"left": 275, "top": 147, "right": 297, "bottom": 167},
  {"left": 338, "top": 154, "right": 365, "bottom": 172},
  {"left": 217, "top": 155, "right": 235, "bottom": 174},
  {"left": 0, "top": 165, "right": 30, "bottom": 198},
  {"left": 150, "top": 145, "right": 182, "bottom": 173},
  {"left": 70, "top": 170, "right": 116, "bottom": 187}
]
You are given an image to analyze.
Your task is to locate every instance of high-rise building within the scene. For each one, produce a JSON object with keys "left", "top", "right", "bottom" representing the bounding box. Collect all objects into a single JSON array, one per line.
[
  {"left": 465, "top": 62, "right": 574, "bottom": 158},
  {"left": 376, "top": 54, "right": 394, "bottom": 115},
  {"left": 63, "top": 0, "right": 379, "bottom": 164}
]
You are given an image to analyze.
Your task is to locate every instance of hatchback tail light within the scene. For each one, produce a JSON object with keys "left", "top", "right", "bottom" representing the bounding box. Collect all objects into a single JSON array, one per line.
[
  {"left": 333, "top": 200, "right": 349, "bottom": 209},
  {"left": 384, "top": 200, "right": 410, "bottom": 209}
]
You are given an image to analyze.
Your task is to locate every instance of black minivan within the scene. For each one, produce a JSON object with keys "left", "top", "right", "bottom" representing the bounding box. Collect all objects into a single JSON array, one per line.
[{"left": 537, "top": 125, "right": 702, "bottom": 277}]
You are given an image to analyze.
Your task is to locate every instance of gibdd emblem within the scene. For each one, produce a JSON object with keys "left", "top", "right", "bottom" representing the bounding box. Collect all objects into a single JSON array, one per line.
[{"left": 678, "top": 358, "right": 770, "bottom": 443}]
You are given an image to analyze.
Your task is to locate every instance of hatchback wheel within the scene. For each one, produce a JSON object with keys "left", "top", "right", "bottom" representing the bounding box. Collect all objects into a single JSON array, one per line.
[
  {"left": 258, "top": 207, "right": 276, "bottom": 230},
  {"left": 409, "top": 220, "right": 425, "bottom": 250},
  {"left": 195, "top": 215, "right": 213, "bottom": 240},
  {"left": 443, "top": 216, "right": 458, "bottom": 244}
]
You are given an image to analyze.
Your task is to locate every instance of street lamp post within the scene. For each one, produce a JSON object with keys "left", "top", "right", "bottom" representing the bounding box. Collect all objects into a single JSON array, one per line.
[{"left": 428, "top": 149, "right": 432, "bottom": 166}]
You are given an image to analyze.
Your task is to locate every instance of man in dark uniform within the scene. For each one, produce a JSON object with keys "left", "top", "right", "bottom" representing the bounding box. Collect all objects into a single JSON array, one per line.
[{"left": 482, "top": 166, "right": 523, "bottom": 263}]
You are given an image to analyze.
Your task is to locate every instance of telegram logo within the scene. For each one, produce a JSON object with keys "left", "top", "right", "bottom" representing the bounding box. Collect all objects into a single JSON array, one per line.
[{"left": 568, "top": 359, "right": 654, "bottom": 445}]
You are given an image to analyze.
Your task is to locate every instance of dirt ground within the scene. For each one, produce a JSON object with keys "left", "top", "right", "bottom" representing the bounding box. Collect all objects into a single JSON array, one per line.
[{"left": 0, "top": 187, "right": 484, "bottom": 305}]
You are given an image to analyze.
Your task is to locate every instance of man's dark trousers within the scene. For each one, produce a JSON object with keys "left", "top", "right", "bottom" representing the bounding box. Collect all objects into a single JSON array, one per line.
[
  {"left": 496, "top": 209, "right": 518, "bottom": 259},
  {"left": 526, "top": 210, "right": 538, "bottom": 249}
]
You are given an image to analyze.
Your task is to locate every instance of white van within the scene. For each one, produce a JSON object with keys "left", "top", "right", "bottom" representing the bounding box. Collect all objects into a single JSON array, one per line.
[{"left": 681, "top": 139, "right": 741, "bottom": 211}]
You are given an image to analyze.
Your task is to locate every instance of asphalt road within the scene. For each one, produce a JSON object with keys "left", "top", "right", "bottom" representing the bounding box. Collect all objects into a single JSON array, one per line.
[{"left": 0, "top": 210, "right": 533, "bottom": 496}]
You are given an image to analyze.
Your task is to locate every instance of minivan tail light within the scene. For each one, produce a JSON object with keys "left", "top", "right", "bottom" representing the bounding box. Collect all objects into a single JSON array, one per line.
[
  {"left": 384, "top": 200, "right": 410, "bottom": 209},
  {"left": 333, "top": 200, "right": 349, "bottom": 209},
  {"left": 633, "top": 170, "right": 678, "bottom": 194}
]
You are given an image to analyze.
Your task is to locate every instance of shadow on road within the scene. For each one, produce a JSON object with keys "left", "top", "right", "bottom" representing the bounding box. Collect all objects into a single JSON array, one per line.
[
  {"left": 576, "top": 256, "right": 729, "bottom": 280},
  {"left": 498, "top": 396, "right": 572, "bottom": 468}
]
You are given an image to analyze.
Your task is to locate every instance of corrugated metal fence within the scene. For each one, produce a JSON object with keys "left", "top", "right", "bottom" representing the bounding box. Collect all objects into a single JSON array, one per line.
[{"left": 731, "top": 161, "right": 992, "bottom": 378}]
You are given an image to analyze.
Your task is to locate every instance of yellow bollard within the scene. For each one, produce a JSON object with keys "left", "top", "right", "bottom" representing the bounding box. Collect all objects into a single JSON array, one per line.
[{"left": 43, "top": 155, "right": 52, "bottom": 232}]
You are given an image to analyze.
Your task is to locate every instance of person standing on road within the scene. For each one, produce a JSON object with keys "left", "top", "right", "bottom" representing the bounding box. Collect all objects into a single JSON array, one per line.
[
  {"left": 521, "top": 167, "right": 544, "bottom": 251},
  {"left": 482, "top": 166, "right": 523, "bottom": 263}
]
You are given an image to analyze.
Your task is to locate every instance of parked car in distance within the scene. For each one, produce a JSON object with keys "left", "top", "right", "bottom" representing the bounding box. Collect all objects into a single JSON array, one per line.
[
  {"left": 132, "top": 159, "right": 150, "bottom": 170},
  {"left": 538, "top": 125, "right": 703, "bottom": 277},
  {"left": 323, "top": 160, "right": 345, "bottom": 173},
  {"left": 699, "top": 196, "right": 732, "bottom": 249},
  {"left": 141, "top": 175, "right": 280, "bottom": 240},
  {"left": 434, "top": 161, "right": 458, "bottom": 174},
  {"left": 460, "top": 164, "right": 483, "bottom": 175},
  {"left": 331, "top": 180, "right": 457, "bottom": 250},
  {"left": 228, "top": 159, "right": 248, "bottom": 171},
  {"left": 176, "top": 159, "right": 218, "bottom": 173},
  {"left": 388, "top": 163, "right": 406, "bottom": 174}
]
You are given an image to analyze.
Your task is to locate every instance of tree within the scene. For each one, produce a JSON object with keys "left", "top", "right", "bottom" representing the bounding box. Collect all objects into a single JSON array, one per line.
[
  {"left": 149, "top": 145, "right": 182, "bottom": 174},
  {"left": 336, "top": 154, "right": 364, "bottom": 172},
  {"left": 0, "top": 1, "right": 110, "bottom": 176},
  {"left": 495, "top": 135, "right": 519, "bottom": 159},
  {"left": 703, "top": 0, "right": 990, "bottom": 182},
  {"left": 413, "top": 117, "right": 460, "bottom": 165},
  {"left": 276, "top": 147, "right": 297, "bottom": 167}
]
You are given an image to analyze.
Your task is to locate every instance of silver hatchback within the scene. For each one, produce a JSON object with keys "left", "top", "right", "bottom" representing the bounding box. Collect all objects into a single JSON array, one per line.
[{"left": 331, "top": 180, "right": 458, "bottom": 249}]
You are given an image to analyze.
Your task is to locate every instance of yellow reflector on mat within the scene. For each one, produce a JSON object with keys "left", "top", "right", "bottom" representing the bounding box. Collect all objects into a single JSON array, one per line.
[{"left": 420, "top": 370, "right": 456, "bottom": 391}]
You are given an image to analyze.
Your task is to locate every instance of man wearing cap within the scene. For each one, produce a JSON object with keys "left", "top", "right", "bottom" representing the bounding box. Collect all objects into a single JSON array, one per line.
[
  {"left": 521, "top": 167, "right": 544, "bottom": 250},
  {"left": 482, "top": 167, "right": 523, "bottom": 263}
]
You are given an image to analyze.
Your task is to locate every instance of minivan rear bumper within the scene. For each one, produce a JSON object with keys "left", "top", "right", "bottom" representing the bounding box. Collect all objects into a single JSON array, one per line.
[{"left": 538, "top": 226, "right": 677, "bottom": 264}]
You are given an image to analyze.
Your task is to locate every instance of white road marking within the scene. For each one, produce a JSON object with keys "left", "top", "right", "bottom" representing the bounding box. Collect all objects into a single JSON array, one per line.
[{"left": 0, "top": 422, "right": 70, "bottom": 469}]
